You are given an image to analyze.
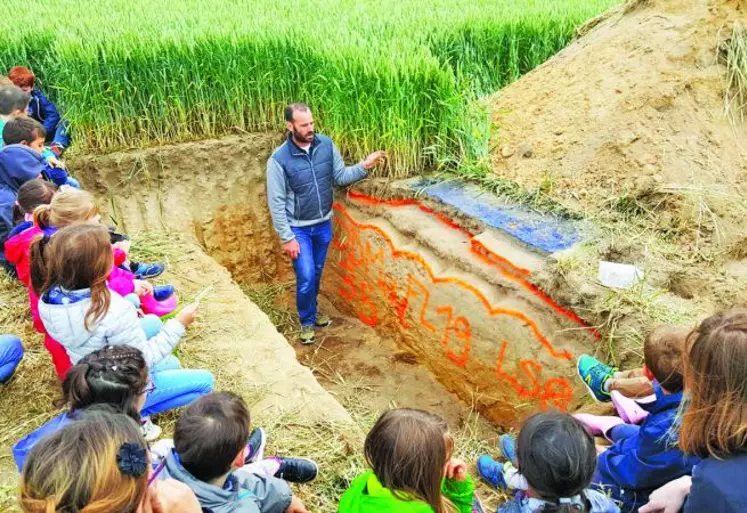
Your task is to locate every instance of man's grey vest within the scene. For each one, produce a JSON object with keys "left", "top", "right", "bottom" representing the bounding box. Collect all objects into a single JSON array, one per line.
[{"left": 270, "top": 134, "right": 335, "bottom": 221}]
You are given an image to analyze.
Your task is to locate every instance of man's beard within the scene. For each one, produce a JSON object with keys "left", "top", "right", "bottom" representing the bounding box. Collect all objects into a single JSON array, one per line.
[{"left": 293, "top": 129, "right": 314, "bottom": 143}]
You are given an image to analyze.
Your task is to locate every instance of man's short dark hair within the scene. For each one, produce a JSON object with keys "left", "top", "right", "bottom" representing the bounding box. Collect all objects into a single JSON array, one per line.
[
  {"left": 3, "top": 116, "right": 45, "bottom": 146},
  {"left": 644, "top": 325, "right": 688, "bottom": 393},
  {"left": 173, "top": 392, "right": 250, "bottom": 482},
  {"left": 284, "top": 103, "right": 310, "bottom": 123},
  {"left": 0, "top": 86, "right": 30, "bottom": 116}
]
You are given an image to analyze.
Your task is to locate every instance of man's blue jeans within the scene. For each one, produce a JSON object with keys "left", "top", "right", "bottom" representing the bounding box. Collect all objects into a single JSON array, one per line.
[{"left": 291, "top": 220, "right": 333, "bottom": 327}]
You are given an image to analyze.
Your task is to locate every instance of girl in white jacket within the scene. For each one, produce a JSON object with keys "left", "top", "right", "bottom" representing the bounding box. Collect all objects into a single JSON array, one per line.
[{"left": 33, "top": 223, "right": 199, "bottom": 369}]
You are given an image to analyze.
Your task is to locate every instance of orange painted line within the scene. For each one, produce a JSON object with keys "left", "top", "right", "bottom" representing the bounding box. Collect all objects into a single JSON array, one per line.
[
  {"left": 333, "top": 203, "right": 573, "bottom": 360},
  {"left": 345, "top": 191, "right": 600, "bottom": 339}
]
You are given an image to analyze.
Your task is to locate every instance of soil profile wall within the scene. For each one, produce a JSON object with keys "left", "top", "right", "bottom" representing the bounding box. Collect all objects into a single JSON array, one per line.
[{"left": 325, "top": 194, "right": 599, "bottom": 426}]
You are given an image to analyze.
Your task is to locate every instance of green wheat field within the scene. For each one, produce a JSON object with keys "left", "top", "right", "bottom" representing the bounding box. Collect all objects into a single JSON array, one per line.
[{"left": 0, "top": 0, "right": 616, "bottom": 170}]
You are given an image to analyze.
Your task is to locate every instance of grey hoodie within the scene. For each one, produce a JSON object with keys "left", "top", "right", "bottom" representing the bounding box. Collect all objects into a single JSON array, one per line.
[{"left": 162, "top": 450, "right": 293, "bottom": 513}]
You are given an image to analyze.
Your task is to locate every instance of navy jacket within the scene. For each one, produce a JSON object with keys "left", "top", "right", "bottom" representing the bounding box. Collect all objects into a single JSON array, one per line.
[
  {"left": 0, "top": 145, "right": 43, "bottom": 242},
  {"left": 593, "top": 382, "right": 700, "bottom": 512},
  {"left": 28, "top": 87, "right": 61, "bottom": 136},
  {"left": 684, "top": 453, "right": 747, "bottom": 513},
  {"left": 266, "top": 134, "right": 367, "bottom": 242}
]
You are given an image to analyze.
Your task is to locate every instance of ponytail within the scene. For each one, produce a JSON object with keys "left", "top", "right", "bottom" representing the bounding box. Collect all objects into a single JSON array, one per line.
[
  {"left": 32, "top": 204, "right": 53, "bottom": 230},
  {"left": 29, "top": 234, "right": 52, "bottom": 295}
]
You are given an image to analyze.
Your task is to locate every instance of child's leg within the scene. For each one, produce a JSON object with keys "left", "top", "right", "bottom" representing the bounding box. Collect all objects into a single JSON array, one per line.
[
  {"left": 237, "top": 458, "right": 283, "bottom": 479},
  {"left": 503, "top": 462, "right": 529, "bottom": 491},
  {"left": 0, "top": 335, "right": 23, "bottom": 383},
  {"left": 608, "top": 423, "right": 640, "bottom": 442},
  {"left": 610, "top": 375, "right": 654, "bottom": 398},
  {"left": 141, "top": 368, "right": 214, "bottom": 417},
  {"left": 611, "top": 390, "right": 650, "bottom": 424},
  {"left": 150, "top": 354, "right": 182, "bottom": 372},
  {"left": 139, "top": 314, "right": 163, "bottom": 340}
]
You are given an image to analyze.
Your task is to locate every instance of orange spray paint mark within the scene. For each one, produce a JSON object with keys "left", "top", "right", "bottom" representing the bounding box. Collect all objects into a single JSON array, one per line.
[{"left": 345, "top": 191, "right": 599, "bottom": 339}]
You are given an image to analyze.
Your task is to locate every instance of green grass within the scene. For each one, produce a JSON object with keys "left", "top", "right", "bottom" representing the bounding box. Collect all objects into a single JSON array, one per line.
[{"left": 0, "top": 0, "right": 617, "bottom": 172}]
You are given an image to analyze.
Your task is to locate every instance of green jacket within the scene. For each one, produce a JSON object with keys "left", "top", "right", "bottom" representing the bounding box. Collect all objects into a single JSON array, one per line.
[{"left": 338, "top": 470, "right": 475, "bottom": 513}]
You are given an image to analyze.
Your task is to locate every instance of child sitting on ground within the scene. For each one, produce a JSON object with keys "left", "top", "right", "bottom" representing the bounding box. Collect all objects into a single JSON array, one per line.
[
  {"left": 479, "top": 326, "right": 699, "bottom": 512},
  {"left": 19, "top": 409, "right": 202, "bottom": 513},
  {"left": 492, "top": 412, "right": 619, "bottom": 513},
  {"left": 161, "top": 391, "right": 314, "bottom": 513},
  {"left": 339, "top": 408, "right": 476, "bottom": 513},
  {"left": 8, "top": 66, "right": 70, "bottom": 156},
  {"left": 33, "top": 224, "right": 195, "bottom": 368},
  {"left": 1, "top": 116, "right": 79, "bottom": 188},
  {"left": 13, "top": 344, "right": 214, "bottom": 468}
]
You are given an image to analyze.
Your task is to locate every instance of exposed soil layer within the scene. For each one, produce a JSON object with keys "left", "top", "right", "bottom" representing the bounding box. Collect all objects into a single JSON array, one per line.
[{"left": 487, "top": 0, "right": 747, "bottom": 362}]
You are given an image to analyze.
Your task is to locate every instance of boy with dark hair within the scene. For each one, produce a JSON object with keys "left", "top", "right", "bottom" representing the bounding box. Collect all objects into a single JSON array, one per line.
[
  {"left": 1, "top": 117, "right": 78, "bottom": 188},
  {"left": 162, "top": 392, "right": 315, "bottom": 513},
  {"left": 478, "top": 326, "right": 700, "bottom": 512},
  {"left": 7, "top": 66, "right": 70, "bottom": 155}
]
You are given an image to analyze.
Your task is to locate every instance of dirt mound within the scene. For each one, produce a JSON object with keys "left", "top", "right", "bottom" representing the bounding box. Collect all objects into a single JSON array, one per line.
[
  {"left": 491, "top": 0, "right": 745, "bottom": 243},
  {"left": 488, "top": 0, "right": 747, "bottom": 355}
]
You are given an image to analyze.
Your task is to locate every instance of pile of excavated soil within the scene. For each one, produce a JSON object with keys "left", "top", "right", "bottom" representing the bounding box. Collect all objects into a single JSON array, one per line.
[{"left": 489, "top": 0, "right": 747, "bottom": 357}]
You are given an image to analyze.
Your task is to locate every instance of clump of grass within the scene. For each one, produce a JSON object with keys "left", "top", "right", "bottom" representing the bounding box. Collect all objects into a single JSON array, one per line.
[{"left": 722, "top": 22, "right": 747, "bottom": 122}]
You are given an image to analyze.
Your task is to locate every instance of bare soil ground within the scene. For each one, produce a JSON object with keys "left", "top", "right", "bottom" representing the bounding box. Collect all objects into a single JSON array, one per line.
[{"left": 489, "top": 0, "right": 747, "bottom": 365}]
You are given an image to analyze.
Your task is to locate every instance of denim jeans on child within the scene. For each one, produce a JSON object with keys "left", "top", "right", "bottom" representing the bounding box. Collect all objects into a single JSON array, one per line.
[
  {"left": 0, "top": 335, "right": 23, "bottom": 382},
  {"left": 290, "top": 220, "right": 333, "bottom": 327},
  {"left": 142, "top": 355, "right": 214, "bottom": 417}
]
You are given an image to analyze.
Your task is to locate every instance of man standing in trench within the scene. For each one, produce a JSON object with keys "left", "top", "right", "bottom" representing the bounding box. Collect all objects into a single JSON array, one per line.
[{"left": 267, "top": 103, "right": 386, "bottom": 344}]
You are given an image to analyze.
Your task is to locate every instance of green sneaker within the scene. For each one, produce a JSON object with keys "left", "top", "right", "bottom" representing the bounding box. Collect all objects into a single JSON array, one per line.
[
  {"left": 315, "top": 314, "right": 332, "bottom": 328},
  {"left": 577, "top": 355, "right": 616, "bottom": 402},
  {"left": 299, "top": 326, "right": 315, "bottom": 345}
]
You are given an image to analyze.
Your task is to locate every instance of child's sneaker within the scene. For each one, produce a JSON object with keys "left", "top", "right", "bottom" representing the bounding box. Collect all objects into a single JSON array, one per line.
[
  {"left": 476, "top": 455, "right": 508, "bottom": 490},
  {"left": 315, "top": 314, "right": 332, "bottom": 328},
  {"left": 273, "top": 457, "right": 318, "bottom": 483},
  {"left": 577, "top": 355, "right": 615, "bottom": 402},
  {"left": 131, "top": 261, "right": 166, "bottom": 280},
  {"left": 141, "top": 417, "right": 162, "bottom": 442},
  {"left": 499, "top": 434, "right": 517, "bottom": 466},
  {"left": 153, "top": 284, "right": 175, "bottom": 301},
  {"left": 245, "top": 427, "right": 266, "bottom": 464},
  {"left": 299, "top": 326, "right": 315, "bottom": 345}
]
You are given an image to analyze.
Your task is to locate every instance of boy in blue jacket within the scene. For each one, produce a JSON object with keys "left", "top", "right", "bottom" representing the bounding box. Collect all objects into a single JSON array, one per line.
[
  {"left": 478, "top": 326, "right": 699, "bottom": 513},
  {"left": 0, "top": 117, "right": 79, "bottom": 273},
  {"left": 8, "top": 66, "right": 70, "bottom": 155},
  {"left": 574, "top": 326, "right": 700, "bottom": 512},
  {"left": 1, "top": 117, "right": 79, "bottom": 189}
]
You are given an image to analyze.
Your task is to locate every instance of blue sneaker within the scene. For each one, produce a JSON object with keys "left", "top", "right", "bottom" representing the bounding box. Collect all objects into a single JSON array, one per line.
[
  {"left": 477, "top": 455, "right": 507, "bottom": 490},
  {"left": 499, "top": 434, "right": 517, "bottom": 466},
  {"left": 577, "top": 354, "right": 615, "bottom": 402},
  {"left": 153, "top": 284, "right": 175, "bottom": 301},
  {"left": 131, "top": 261, "right": 165, "bottom": 280},
  {"left": 245, "top": 427, "right": 266, "bottom": 464}
]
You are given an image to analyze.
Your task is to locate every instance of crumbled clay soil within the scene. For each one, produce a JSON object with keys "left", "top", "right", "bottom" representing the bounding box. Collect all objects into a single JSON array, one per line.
[{"left": 488, "top": 0, "right": 747, "bottom": 361}]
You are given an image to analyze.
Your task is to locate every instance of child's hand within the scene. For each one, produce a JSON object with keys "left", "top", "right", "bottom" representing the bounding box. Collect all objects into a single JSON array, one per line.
[
  {"left": 47, "top": 156, "right": 66, "bottom": 169},
  {"left": 286, "top": 496, "right": 310, "bottom": 513},
  {"left": 113, "top": 240, "right": 132, "bottom": 254},
  {"left": 176, "top": 303, "right": 199, "bottom": 327},
  {"left": 141, "top": 479, "right": 202, "bottom": 513},
  {"left": 134, "top": 280, "right": 154, "bottom": 297},
  {"left": 444, "top": 458, "right": 467, "bottom": 481}
]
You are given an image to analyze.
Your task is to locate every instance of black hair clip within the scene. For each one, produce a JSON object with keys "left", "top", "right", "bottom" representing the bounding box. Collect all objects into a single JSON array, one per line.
[{"left": 116, "top": 442, "right": 147, "bottom": 478}]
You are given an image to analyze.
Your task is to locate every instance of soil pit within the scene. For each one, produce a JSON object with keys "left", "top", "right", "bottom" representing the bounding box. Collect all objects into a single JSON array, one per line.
[{"left": 71, "top": 133, "right": 604, "bottom": 433}]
